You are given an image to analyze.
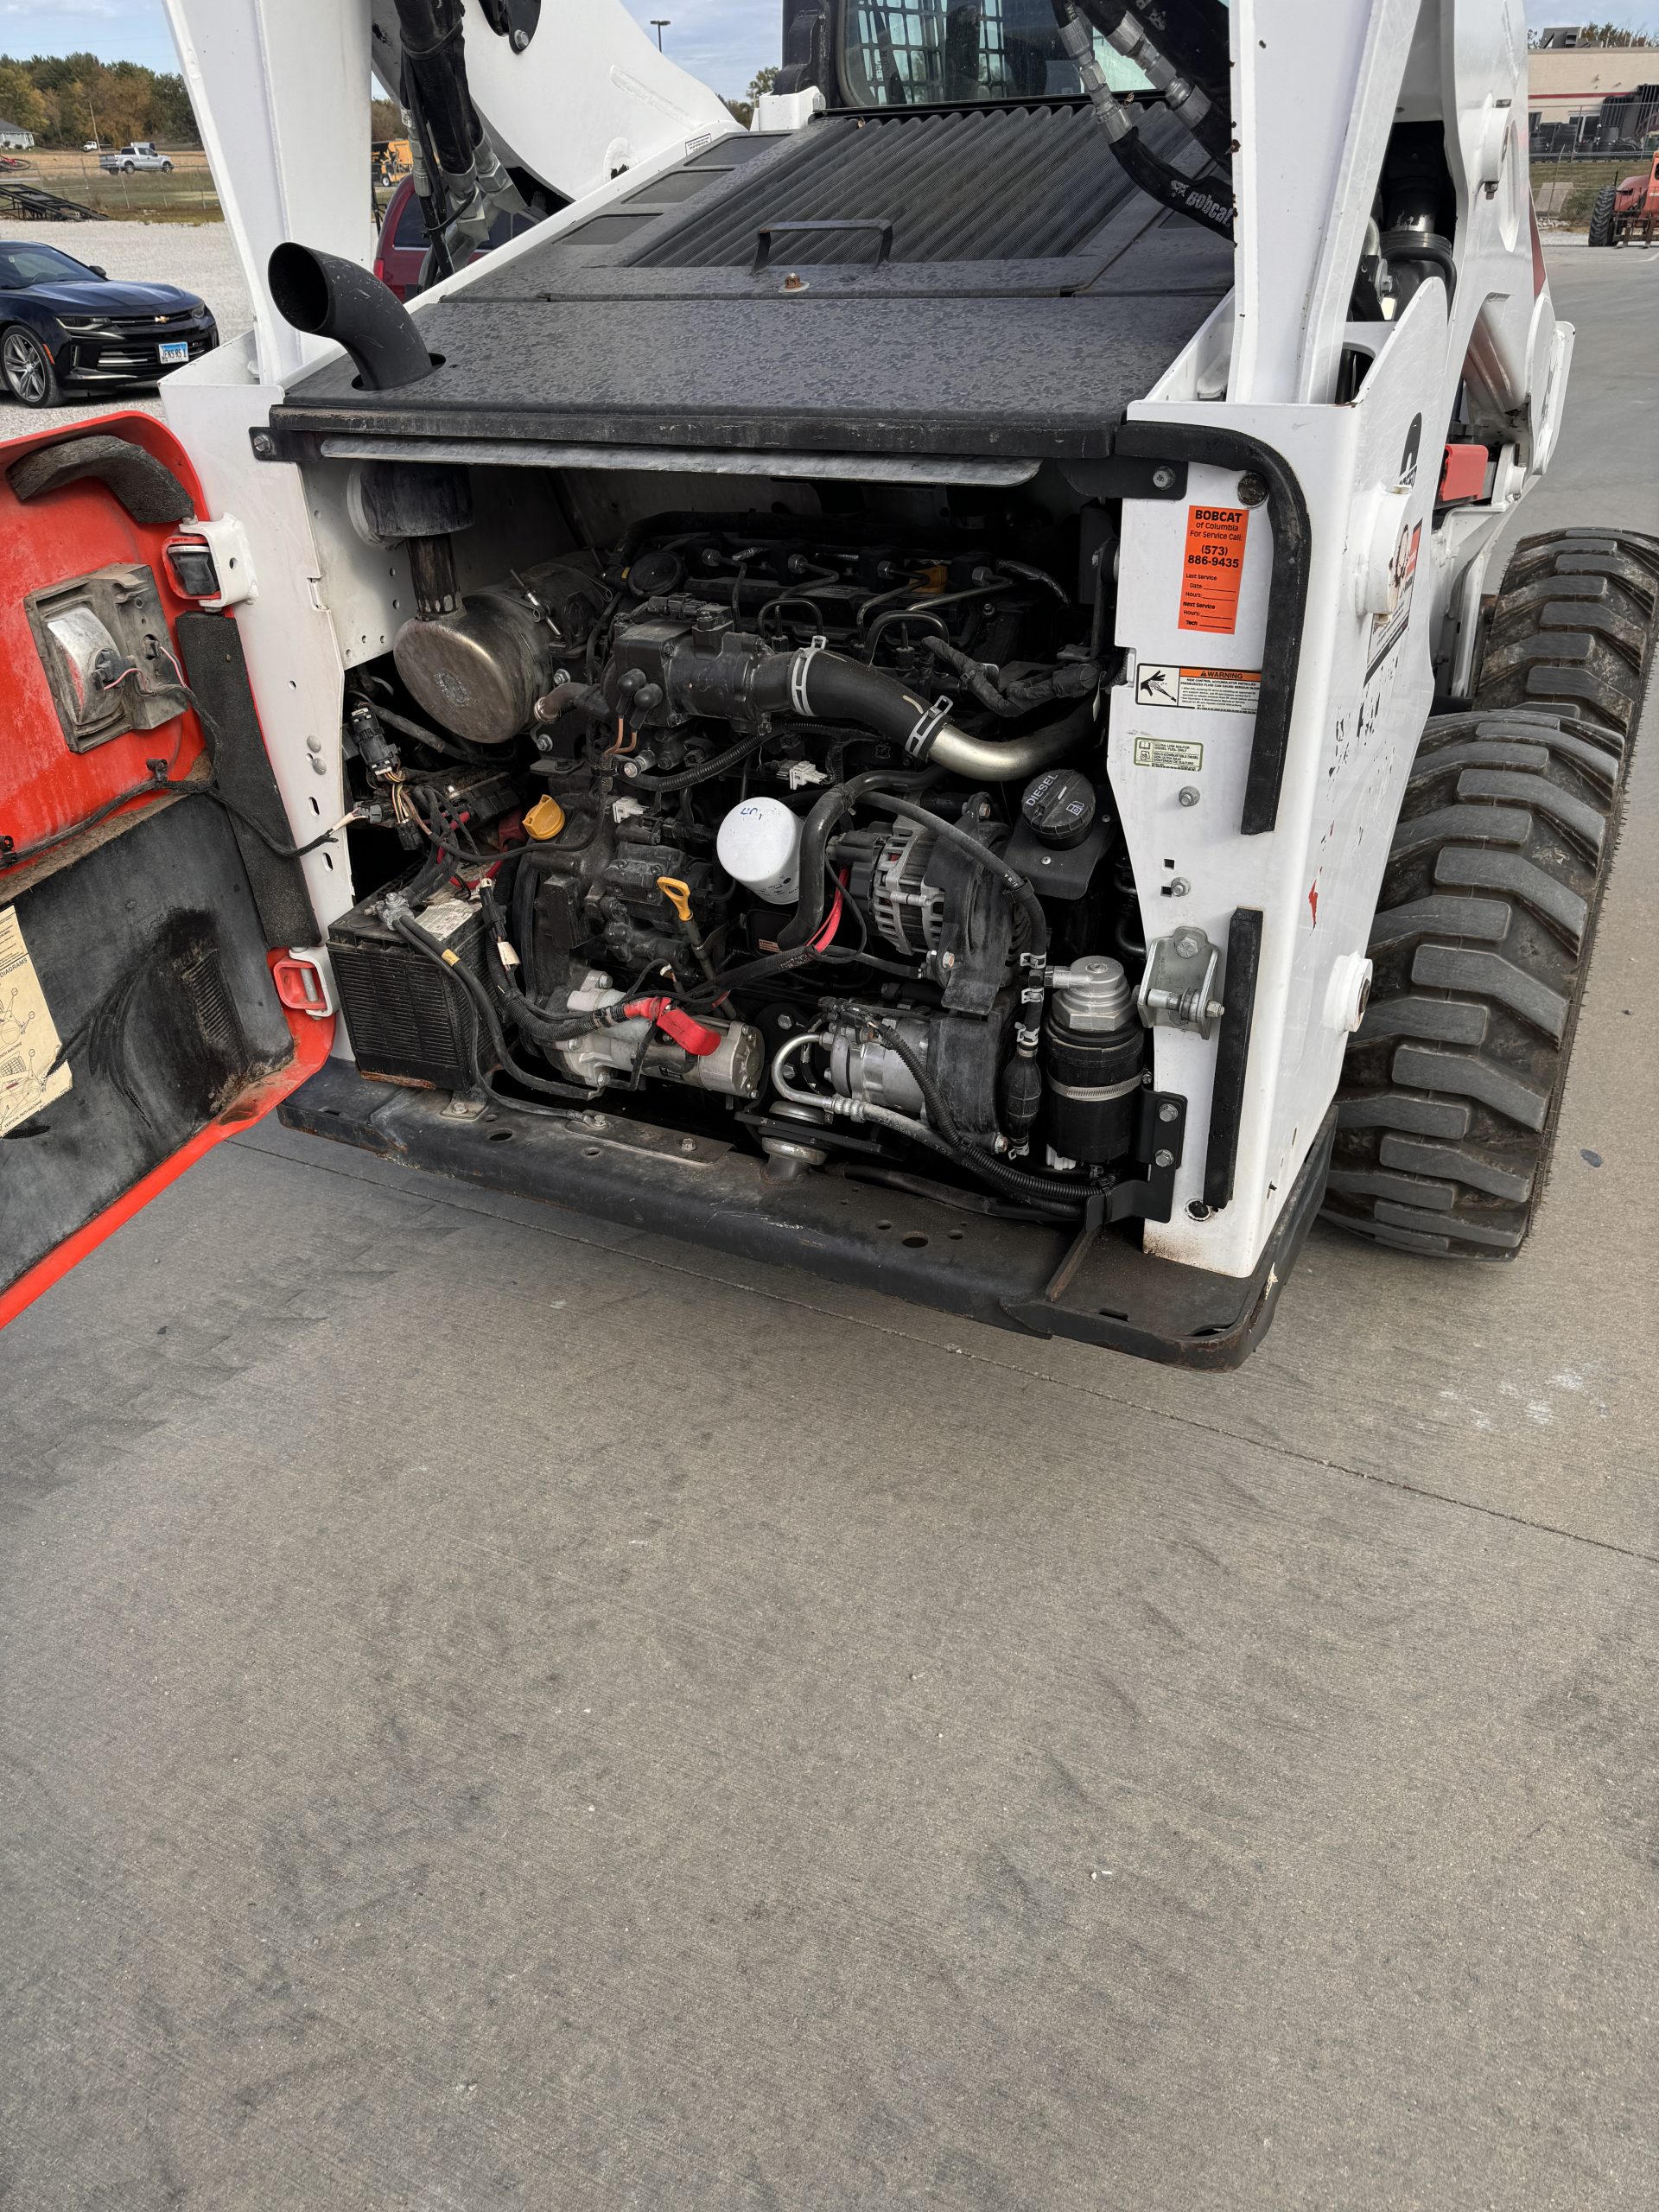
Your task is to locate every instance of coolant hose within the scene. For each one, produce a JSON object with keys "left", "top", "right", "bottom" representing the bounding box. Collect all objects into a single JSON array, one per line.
[{"left": 750, "top": 648, "right": 1095, "bottom": 781}]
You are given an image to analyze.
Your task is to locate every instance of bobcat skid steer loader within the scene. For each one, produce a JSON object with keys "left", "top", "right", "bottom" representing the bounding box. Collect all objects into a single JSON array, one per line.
[{"left": 3, "top": 0, "right": 1654, "bottom": 1367}]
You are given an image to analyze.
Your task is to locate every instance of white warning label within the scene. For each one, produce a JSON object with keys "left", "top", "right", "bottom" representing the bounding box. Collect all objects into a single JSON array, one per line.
[
  {"left": 1134, "top": 663, "right": 1261, "bottom": 714},
  {"left": 416, "top": 898, "right": 474, "bottom": 943},
  {"left": 1133, "top": 735, "right": 1205, "bottom": 772},
  {"left": 0, "top": 905, "right": 73, "bottom": 1136}
]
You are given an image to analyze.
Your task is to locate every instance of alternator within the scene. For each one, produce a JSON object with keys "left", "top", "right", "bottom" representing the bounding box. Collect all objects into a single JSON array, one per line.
[{"left": 854, "top": 820, "right": 944, "bottom": 957}]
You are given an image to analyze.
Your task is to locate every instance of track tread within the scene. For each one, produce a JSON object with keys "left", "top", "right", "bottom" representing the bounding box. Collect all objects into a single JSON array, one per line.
[
  {"left": 1323, "top": 528, "right": 1656, "bottom": 1260},
  {"left": 1367, "top": 894, "right": 1510, "bottom": 951},
  {"left": 1478, "top": 529, "right": 1659, "bottom": 734}
]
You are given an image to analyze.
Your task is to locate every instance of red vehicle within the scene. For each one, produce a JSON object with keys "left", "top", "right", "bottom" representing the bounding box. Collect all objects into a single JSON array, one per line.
[
  {"left": 1588, "top": 149, "right": 1659, "bottom": 247},
  {"left": 372, "top": 176, "right": 429, "bottom": 299},
  {"left": 372, "top": 176, "right": 540, "bottom": 299}
]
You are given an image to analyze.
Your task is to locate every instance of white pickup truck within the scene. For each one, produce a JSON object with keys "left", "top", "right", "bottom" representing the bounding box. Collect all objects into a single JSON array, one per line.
[{"left": 99, "top": 142, "right": 175, "bottom": 173}]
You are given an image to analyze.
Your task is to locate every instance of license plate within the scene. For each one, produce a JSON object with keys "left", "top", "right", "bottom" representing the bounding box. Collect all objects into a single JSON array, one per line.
[{"left": 159, "top": 340, "right": 188, "bottom": 365}]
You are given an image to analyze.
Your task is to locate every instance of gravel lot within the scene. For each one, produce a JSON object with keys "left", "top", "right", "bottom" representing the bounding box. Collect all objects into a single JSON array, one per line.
[{"left": 0, "top": 222, "right": 252, "bottom": 433}]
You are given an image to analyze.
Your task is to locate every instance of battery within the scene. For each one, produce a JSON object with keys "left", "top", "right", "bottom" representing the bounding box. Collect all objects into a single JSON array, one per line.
[{"left": 327, "top": 892, "right": 491, "bottom": 1090}]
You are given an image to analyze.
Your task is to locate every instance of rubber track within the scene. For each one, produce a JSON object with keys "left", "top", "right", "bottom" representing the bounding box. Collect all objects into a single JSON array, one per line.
[{"left": 1322, "top": 528, "right": 1658, "bottom": 1259}]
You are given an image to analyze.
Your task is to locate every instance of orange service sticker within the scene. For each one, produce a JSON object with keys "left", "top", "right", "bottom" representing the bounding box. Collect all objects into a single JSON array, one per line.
[{"left": 1179, "top": 505, "right": 1249, "bottom": 634}]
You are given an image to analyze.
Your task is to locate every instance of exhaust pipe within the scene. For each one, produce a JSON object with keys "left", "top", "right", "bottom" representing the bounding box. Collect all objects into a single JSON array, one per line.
[{"left": 268, "top": 242, "right": 438, "bottom": 391}]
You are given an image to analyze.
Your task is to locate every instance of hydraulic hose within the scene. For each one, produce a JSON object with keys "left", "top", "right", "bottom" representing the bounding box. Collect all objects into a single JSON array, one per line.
[
  {"left": 1051, "top": 1, "right": 1234, "bottom": 238},
  {"left": 393, "top": 0, "right": 524, "bottom": 253},
  {"left": 1072, "top": 0, "right": 1233, "bottom": 168},
  {"left": 747, "top": 648, "right": 1095, "bottom": 781}
]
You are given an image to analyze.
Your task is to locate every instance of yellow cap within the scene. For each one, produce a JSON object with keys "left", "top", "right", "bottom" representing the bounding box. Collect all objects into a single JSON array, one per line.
[
  {"left": 656, "top": 875, "right": 693, "bottom": 923},
  {"left": 523, "top": 795, "right": 566, "bottom": 842}
]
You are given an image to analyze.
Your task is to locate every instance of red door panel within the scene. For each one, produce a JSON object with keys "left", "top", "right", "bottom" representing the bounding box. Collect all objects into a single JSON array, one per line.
[{"left": 0, "top": 411, "right": 333, "bottom": 1329}]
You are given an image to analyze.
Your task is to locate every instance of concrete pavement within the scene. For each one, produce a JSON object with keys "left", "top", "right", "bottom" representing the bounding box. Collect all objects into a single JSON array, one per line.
[{"left": 3, "top": 245, "right": 1657, "bottom": 2210}]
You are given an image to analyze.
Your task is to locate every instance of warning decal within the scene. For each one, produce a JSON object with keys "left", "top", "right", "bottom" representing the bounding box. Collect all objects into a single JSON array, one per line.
[
  {"left": 1133, "top": 735, "right": 1204, "bottom": 772},
  {"left": 1135, "top": 664, "right": 1261, "bottom": 714},
  {"left": 0, "top": 905, "right": 72, "bottom": 1136},
  {"left": 1179, "top": 505, "right": 1249, "bottom": 633}
]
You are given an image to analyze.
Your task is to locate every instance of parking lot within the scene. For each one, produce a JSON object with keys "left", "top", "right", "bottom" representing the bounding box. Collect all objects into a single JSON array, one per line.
[
  {"left": 3, "top": 240, "right": 1658, "bottom": 2209},
  {"left": 0, "top": 220, "right": 250, "bottom": 432}
]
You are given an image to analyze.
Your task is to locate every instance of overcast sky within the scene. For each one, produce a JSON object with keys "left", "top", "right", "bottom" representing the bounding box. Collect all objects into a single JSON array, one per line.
[{"left": 1, "top": 1, "right": 1654, "bottom": 102}]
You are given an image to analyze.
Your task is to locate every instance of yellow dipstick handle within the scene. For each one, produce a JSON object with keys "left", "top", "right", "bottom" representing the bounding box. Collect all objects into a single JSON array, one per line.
[
  {"left": 657, "top": 875, "right": 716, "bottom": 980},
  {"left": 657, "top": 876, "right": 694, "bottom": 924}
]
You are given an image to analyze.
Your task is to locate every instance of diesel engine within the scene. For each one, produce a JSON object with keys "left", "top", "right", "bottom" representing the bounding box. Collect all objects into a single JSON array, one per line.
[{"left": 328, "top": 496, "right": 1165, "bottom": 1225}]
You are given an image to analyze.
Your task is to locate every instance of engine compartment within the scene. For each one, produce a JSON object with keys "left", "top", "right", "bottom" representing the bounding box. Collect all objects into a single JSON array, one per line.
[{"left": 327, "top": 468, "right": 1173, "bottom": 1234}]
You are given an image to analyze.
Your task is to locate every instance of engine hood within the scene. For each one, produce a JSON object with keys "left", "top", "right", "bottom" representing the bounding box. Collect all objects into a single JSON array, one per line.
[{"left": 25, "top": 280, "right": 207, "bottom": 316}]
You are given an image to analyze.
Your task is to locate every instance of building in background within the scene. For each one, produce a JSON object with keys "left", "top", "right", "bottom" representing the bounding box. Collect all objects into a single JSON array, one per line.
[
  {"left": 1529, "top": 31, "right": 1659, "bottom": 157},
  {"left": 0, "top": 118, "right": 35, "bottom": 150}
]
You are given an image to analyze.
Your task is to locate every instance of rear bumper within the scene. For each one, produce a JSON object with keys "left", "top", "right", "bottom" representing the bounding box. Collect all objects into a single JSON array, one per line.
[{"left": 278, "top": 1062, "right": 1334, "bottom": 1370}]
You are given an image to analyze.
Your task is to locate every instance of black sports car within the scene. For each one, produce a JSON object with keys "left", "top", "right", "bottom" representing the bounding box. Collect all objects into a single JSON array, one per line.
[{"left": 0, "top": 241, "right": 219, "bottom": 409}]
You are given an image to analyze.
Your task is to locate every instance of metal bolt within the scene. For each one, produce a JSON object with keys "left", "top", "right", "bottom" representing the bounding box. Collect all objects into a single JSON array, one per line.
[
  {"left": 251, "top": 430, "right": 273, "bottom": 457},
  {"left": 1173, "top": 931, "right": 1201, "bottom": 958},
  {"left": 1158, "top": 1102, "right": 1179, "bottom": 1124},
  {"left": 1186, "top": 1198, "right": 1213, "bottom": 1222},
  {"left": 1153, "top": 1147, "right": 1174, "bottom": 1170},
  {"left": 778, "top": 1013, "right": 794, "bottom": 1032},
  {"left": 680, "top": 1136, "right": 696, "bottom": 1154},
  {"left": 1039, "top": 854, "right": 1052, "bottom": 867},
  {"left": 1151, "top": 465, "right": 1175, "bottom": 490},
  {"left": 1178, "top": 785, "right": 1201, "bottom": 808},
  {"left": 1237, "top": 470, "right": 1270, "bottom": 508},
  {"left": 511, "top": 27, "right": 530, "bottom": 50},
  {"left": 1168, "top": 876, "right": 1191, "bottom": 898}
]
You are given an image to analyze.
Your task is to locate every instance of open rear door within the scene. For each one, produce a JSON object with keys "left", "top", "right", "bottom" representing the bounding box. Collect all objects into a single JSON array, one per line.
[{"left": 0, "top": 413, "right": 333, "bottom": 1329}]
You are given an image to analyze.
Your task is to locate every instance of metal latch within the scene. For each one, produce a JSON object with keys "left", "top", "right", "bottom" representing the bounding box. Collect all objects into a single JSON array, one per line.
[{"left": 1137, "top": 928, "right": 1225, "bottom": 1039}]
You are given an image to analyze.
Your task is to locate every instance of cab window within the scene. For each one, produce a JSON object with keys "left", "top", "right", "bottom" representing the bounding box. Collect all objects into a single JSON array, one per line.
[{"left": 839, "top": 0, "right": 1152, "bottom": 107}]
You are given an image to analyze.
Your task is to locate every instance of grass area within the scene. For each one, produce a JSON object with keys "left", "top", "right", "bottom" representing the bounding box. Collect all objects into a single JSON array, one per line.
[
  {"left": 7, "top": 149, "right": 222, "bottom": 224},
  {"left": 1530, "top": 157, "right": 1645, "bottom": 227}
]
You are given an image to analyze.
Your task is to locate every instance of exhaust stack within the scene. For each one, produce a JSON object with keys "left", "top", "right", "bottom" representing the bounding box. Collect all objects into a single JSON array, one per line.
[{"left": 267, "top": 243, "right": 438, "bottom": 392}]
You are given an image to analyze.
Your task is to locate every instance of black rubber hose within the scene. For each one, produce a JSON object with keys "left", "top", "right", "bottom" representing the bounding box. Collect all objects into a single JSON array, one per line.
[
  {"left": 1050, "top": 0, "right": 1233, "bottom": 237},
  {"left": 1112, "top": 129, "right": 1233, "bottom": 237},
  {"left": 393, "top": 0, "right": 480, "bottom": 180},
  {"left": 778, "top": 767, "right": 937, "bottom": 950},
  {"left": 921, "top": 640, "right": 1100, "bottom": 720},
  {"left": 267, "top": 243, "right": 436, "bottom": 391},
  {"left": 1073, "top": 0, "right": 1234, "bottom": 167}
]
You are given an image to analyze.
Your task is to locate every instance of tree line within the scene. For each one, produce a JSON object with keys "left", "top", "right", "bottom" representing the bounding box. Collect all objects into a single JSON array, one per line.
[{"left": 0, "top": 54, "right": 200, "bottom": 149}]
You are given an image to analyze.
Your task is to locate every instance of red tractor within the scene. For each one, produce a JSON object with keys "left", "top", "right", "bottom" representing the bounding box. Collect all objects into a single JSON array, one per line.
[{"left": 1588, "top": 149, "right": 1659, "bottom": 246}]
